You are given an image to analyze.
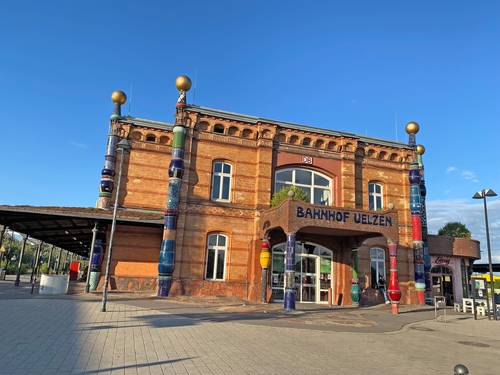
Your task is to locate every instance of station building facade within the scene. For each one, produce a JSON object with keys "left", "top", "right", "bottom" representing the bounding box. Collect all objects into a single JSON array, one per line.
[{"left": 91, "top": 92, "right": 479, "bottom": 307}]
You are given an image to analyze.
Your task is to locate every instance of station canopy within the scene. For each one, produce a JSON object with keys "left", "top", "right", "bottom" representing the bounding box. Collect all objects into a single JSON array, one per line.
[{"left": 0, "top": 205, "right": 163, "bottom": 257}]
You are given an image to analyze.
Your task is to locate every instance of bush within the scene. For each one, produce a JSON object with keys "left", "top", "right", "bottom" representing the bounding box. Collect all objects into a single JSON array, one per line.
[{"left": 271, "top": 185, "right": 308, "bottom": 207}]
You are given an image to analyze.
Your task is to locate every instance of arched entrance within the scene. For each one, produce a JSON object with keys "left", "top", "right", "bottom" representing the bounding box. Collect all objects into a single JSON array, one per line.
[
  {"left": 431, "top": 265, "right": 454, "bottom": 305},
  {"left": 271, "top": 241, "right": 333, "bottom": 304}
]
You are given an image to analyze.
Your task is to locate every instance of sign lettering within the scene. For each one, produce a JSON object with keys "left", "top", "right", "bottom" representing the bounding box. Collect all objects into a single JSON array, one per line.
[{"left": 296, "top": 206, "right": 393, "bottom": 227}]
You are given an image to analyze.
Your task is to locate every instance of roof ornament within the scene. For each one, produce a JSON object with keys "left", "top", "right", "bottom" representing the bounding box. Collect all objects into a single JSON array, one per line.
[
  {"left": 110, "top": 90, "right": 127, "bottom": 121},
  {"left": 175, "top": 75, "right": 192, "bottom": 108}
]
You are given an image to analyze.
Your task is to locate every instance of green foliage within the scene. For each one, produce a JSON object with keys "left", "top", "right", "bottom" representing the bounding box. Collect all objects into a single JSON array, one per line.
[
  {"left": 437, "top": 222, "right": 472, "bottom": 239},
  {"left": 271, "top": 185, "right": 308, "bottom": 207}
]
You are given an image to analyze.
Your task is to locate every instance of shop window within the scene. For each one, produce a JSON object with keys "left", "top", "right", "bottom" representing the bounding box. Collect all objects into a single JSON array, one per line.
[
  {"left": 145, "top": 134, "right": 156, "bottom": 142},
  {"left": 368, "top": 182, "right": 383, "bottom": 210},
  {"left": 211, "top": 161, "right": 232, "bottom": 202},
  {"left": 370, "top": 248, "right": 386, "bottom": 288},
  {"left": 274, "top": 168, "right": 332, "bottom": 205},
  {"left": 205, "top": 233, "right": 227, "bottom": 281},
  {"left": 213, "top": 124, "right": 225, "bottom": 134}
]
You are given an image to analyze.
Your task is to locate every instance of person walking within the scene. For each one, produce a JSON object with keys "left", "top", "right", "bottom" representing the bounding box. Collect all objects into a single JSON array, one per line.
[{"left": 378, "top": 275, "right": 389, "bottom": 304}]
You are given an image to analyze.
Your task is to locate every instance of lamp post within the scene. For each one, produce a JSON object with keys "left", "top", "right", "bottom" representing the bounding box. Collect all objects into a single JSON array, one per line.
[
  {"left": 101, "top": 138, "right": 131, "bottom": 312},
  {"left": 473, "top": 188, "right": 497, "bottom": 320}
]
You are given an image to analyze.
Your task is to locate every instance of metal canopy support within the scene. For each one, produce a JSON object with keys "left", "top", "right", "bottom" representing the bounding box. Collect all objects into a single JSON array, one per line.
[{"left": 14, "top": 234, "right": 29, "bottom": 286}]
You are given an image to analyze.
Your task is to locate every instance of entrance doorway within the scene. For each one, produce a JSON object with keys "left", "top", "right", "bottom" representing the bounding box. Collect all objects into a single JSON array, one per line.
[
  {"left": 271, "top": 242, "right": 333, "bottom": 304},
  {"left": 431, "top": 265, "right": 454, "bottom": 305}
]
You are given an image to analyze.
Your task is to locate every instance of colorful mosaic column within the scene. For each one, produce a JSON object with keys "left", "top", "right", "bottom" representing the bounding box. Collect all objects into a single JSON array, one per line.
[
  {"left": 284, "top": 232, "right": 297, "bottom": 311},
  {"left": 350, "top": 249, "right": 360, "bottom": 307},
  {"left": 158, "top": 75, "right": 192, "bottom": 297},
  {"left": 406, "top": 122, "right": 425, "bottom": 305},
  {"left": 89, "top": 224, "right": 106, "bottom": 291},
  {"left": 260, "top": 239, "right": 271, "bottom": 303},
  {"left": 387, "top": 240, "right": 401, "bottom": 314},
  {"left": 96, "top": 90, "right": 126, "bottom": 209},
  {"left": 417, "top": 144, "right": 432, "bottom": 303}
]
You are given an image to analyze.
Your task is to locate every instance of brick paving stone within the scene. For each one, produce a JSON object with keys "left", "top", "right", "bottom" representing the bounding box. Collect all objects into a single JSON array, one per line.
[{"left": 1, "top": 284, "right": 500, "bottom": 375}]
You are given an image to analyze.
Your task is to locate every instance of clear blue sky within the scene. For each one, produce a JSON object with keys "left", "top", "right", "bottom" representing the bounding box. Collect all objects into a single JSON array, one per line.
[{"left": 1, "top": 1, "right": 499, "bottom": 259}]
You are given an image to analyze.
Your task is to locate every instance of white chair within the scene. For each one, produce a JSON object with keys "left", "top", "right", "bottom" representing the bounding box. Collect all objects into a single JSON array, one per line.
[
  {"left": 453, "top": 303, "right": 462, "bottom": 312},
  {"left": 463, "top": 298, "right": 474, "bottom": 314},
  {"left": 476, "top": 306, "right": 486, "bottom": 317}
]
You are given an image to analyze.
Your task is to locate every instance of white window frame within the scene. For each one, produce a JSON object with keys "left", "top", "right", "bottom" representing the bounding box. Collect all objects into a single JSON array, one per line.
[
  {"left": 370, "top": 247, "right": 386, "bottom": 287},
  {"left": 205, "top": 233, "right": 228, "bottom": 281},
  {"left": 211, "top": 161, "right": 232, "bottom": 202},
  {"left": 368, "top": 182, "right": 384, "bottom": 211},
  {"left": 274, "top": 167, "right": 333, "bottom": 205}
]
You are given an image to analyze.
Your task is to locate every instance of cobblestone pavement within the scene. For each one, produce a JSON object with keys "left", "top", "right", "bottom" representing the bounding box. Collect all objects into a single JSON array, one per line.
[{"left": 1, "top": 282, "right": 499, "bottom": 374}]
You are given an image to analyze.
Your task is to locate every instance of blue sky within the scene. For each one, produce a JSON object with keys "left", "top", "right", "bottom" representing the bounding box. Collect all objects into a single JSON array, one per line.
[{"left": 0, "top": 1, "right": 499, "bottom": 260}]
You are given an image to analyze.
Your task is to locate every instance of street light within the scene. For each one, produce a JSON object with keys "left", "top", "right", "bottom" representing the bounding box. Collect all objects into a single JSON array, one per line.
[
  {"left": 101, "top": 138, "right": 131, "bottom": 312},
  {"left": 473, "top": 188, "right": 498, "bottom": 320}
]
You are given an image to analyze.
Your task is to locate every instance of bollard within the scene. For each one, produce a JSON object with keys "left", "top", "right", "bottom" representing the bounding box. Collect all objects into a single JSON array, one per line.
[{"left": 454, "top": 364, "right": 469, "bottom": 375}]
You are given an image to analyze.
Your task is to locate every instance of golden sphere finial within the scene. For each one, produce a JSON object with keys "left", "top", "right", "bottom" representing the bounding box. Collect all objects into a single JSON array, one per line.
[
  {"left": 111, "top": 90, "right": 127, "bottom": 105},
  {"left": 405, "top": 121, "right": 420, "bottom": 134},
  {"left": 175, "top": 75, "right": 192, "bottom": 92},
  {"left": 416, "top": 144, "right": 425, "bottom": 155}
]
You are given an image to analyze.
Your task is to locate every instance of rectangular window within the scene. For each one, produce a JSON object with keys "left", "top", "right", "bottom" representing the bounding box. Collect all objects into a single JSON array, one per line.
[
  {"left": 205, "top": 234, "right": 227, "bottom": 281},
  {"left": 211, "top": 162, "right": 232, "bottom": 202}
]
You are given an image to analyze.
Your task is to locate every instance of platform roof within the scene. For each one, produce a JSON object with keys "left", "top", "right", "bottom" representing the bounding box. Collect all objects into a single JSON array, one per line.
[{"left": 0, "top": 206, "right": 163, "bottom": 257}]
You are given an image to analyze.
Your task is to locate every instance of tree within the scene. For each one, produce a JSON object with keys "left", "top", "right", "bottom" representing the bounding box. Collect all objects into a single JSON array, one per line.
[
  {"left": 438, "top": 222, "right": 472, "bottom": 239},
  {"left": 271, "top": 185, "right": 309, "bottom": 207}
]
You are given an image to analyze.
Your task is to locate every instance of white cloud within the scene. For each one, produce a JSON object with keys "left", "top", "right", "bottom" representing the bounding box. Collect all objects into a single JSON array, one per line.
[
  {"left": 461, "top": 170, "right": 477, "bottom": 181},
  {"left": 70, "top": 141, "right": 88, "bottom": 149},
  {"left": 444, "top": 166, "right": 479, "bottom": 183},
  {"left": 426, "top": 199, "right": 500, "bottom": 263}
]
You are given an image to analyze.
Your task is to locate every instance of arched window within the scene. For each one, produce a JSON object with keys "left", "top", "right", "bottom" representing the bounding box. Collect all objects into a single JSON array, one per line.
[
  {"left": 129, "top": 131, "right": 142, "bottom": 141},
  {"left": 159, "top": 136, "right": 169, "bottom": 145},
  {"left": 228, "top": 126, "right": 239, "bottom": 136},
  {"left": 205, "top": 233, "right": 227, "bottom": 281},
  {"left": 368, "top": 182, "right": 383, "bottom": 210},
  {"left": 213, "top": 124, "right": 225, "bottom": 134},
  {"left": 211, "top": 161, "right": 232, "bottom": 202},
  {"left": 370, "top": 247, "right": 386, "bottom": 288},
  {"left": 275, "top": 168, "right": 332, "bottom": 205},
  {"left": 242, "top": 128, "right": 253, "bottom": 138},
  {"left": 145, "top": 133, "right": 156, "bottom": 142},
  {"left": 302, "top": 137, "right": 311, "bottom": 146},
  {"left": 327, "top": 141, "right": 336, "bottom": 151}
]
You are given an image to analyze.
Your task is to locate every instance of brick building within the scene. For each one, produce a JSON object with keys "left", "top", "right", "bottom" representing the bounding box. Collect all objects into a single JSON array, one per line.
[{"left": 0, "top": 79, "right": 480, "bottom": 309}]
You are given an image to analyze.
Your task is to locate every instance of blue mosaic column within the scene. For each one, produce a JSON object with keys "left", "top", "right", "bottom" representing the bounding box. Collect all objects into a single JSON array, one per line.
[
  {"left": 406, "top": 122, "right": 425, "bottom": 304},
  {"left": 89, "top": 225, "right": 106, "bottom": 291},
  {"left": 284, "top": 232, "right": 296, "bottom": 311},
  {"left": 158, "top": 75, "right": 191, "bottom": 297},
  {"left": 96, "top": 91, "right": 126, "bottom": 209},
  {"left": 417, "top": 145, "right": 432, "bottom": 303}
]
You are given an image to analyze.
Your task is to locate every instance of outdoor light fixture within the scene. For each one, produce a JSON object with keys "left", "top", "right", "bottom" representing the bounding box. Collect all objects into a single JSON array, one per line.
[
  {"left": 101, "top": 138, "right": 131, "bottom": 312},
  {"left": 472, "top": 188, "right": 498, "bottom": 320}
]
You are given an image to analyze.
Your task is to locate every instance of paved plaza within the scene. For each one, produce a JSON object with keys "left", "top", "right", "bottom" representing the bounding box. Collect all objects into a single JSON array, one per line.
[{"left": 0, "top": 281, "right": 499, "bottom": 374}]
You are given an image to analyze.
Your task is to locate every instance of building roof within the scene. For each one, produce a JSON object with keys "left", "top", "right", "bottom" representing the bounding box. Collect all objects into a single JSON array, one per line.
[
  {"left": 0, "top": 205, "right": 163, "bottom": 256},
  {"left": 121, "top": 105, "right": 412, "bottom": 150}
]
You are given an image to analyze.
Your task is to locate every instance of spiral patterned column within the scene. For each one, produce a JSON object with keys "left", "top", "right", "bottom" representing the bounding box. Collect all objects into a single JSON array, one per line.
[
  {"left": 417, "top": 145, "right": 432, "bottom": 303},
  {"left": 89, "top": 224, "right": 106, "bottom": 291},
  {"left": 387, "top": 240, "right": 401, "bottom": 314},
  {"left": 158, "top": 75, "right": 191, "bottom": 297},
  {"left": 283, "top": 232, "right": 296, "bottom": 311},
  {"left": 407, "top": 122, "right": 425, "bottom": 305},
  {"left": 96, "top": 91, "right": 126, "bottom": 209}
]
